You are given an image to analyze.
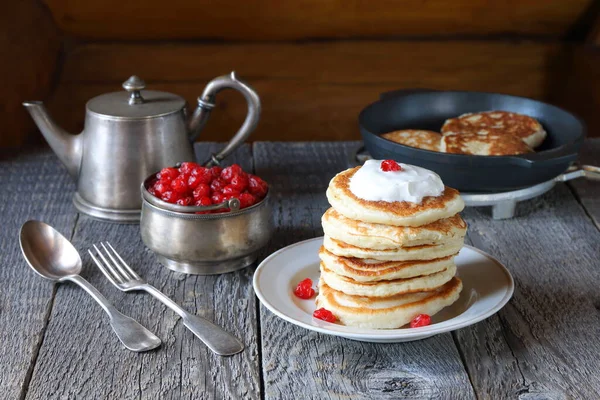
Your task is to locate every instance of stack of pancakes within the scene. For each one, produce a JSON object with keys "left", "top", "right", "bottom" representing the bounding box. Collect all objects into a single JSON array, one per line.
[{"left": 316, "top": 166, "right": 467, "bottom": 329}]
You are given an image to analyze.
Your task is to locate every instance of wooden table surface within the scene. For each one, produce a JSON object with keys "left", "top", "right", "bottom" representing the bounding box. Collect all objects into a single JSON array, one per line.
[{"left": 1, "top": 140, "right": 599, "bottom": 400}]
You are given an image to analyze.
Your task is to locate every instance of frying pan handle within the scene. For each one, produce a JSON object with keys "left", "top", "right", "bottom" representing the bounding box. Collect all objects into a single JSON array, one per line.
[
  {"left": 556, "top": 165, "right": 600, "bottom": 181},
  {"left": 379, "top": 88, "right": 440, "bottom": 101},
  {"left": 505, "top": 142, "right": 581, "bottom": 167}
]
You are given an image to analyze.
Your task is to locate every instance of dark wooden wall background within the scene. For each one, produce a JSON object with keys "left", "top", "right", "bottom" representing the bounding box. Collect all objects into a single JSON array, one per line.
[{"left": 4, "top": 0, "right": 600, "bottom": 149}]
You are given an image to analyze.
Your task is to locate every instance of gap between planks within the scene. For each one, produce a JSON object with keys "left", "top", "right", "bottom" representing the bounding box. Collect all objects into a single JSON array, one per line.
[
  {"left": 566, "top": 184, "right": 600, "bottom": 232},
  {"left": 250, "top": 146, "right": 268, "bottom": 400}
]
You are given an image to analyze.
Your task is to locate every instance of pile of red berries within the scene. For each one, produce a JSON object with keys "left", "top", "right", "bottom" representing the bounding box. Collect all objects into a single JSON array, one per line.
[{"left": 147, "top": 162, "right": 268, "bottom": 212}]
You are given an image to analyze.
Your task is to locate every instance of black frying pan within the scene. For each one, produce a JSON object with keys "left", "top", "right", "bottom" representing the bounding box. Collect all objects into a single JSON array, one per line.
[{"left": 359, "top": 90, "right": 586, "bottom": 192}]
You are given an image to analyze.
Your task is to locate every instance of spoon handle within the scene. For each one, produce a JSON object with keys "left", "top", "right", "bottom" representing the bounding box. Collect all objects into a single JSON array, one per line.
[
  {"left": 141, "top": 284, "right": 244, "bottom": 356},
  {"left": 66, "top": 275, "right": 161, "bottom": 352}
]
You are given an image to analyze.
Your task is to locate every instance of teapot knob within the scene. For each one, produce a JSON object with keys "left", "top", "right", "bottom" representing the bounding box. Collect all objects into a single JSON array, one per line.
[{"left": 122, "top": 75, "right": 146, "bottom": 105}]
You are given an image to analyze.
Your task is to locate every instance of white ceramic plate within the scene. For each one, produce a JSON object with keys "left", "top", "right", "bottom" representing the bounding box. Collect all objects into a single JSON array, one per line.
[{"left": 253, "top": 237, "right": 514, "bottom": 342}]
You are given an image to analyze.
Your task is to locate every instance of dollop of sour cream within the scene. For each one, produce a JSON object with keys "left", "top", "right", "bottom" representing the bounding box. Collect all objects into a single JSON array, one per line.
[{"left": 349, "top": 160, "right": 444, "bottom": 203}]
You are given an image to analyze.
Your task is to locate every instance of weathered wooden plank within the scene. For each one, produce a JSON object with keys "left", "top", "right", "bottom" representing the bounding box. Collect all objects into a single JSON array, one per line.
[
  {"left": 455, "top": 183, "right": 600, "bottom": 398},
  {"left": 25, "top": 144, "right": 261, "bottom": 400},
  {"left": 49, "top": 41, "right": 587, "bottom": 143},
  {"left": 0, "top": 151, "right": 78, "bottom": 399},
  {"left": 253, "top": 142, "right": 476, "bottom": 399},
  {"left": 42, "top": 0, "right": 593, "bottom": 40},
  {"left": 568, "top": 138, "right": 600, "bottom": 229}
]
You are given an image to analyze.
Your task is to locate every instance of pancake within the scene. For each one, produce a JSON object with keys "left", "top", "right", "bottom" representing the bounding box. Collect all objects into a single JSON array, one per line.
[
  {"left": 326, "top": 167, "right": 464, "bottom": 227},
  {"left": 322, "top": 208, "right": 466, "bottom": 249},
  {"left": 381, "top": 130, "right": 442, "bottom": 152},
  {"left": 323, "top": 235, "right": 463, "bottom": 261},
  {"left": 440, "top": 132, "right": 533, "bottom": 156},
  {"left": 320, "top": 262, "right": 456, "bottom": 297},
  {"left": 441, "top": 111, "right": 546, "bottom": 148},
  {"left": 315, "top": 277, "right": 463, "bottom": 328},
  {"left": 319, "top": 247, "right": 456, "bottom": 282}
]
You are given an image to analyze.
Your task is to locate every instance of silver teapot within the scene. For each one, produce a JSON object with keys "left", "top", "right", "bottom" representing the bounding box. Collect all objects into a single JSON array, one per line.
[{"left": 23, "top": 72, "right": 260, "bottom": 223}]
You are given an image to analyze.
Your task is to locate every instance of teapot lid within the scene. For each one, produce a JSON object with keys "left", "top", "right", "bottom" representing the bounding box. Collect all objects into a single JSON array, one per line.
[{"left": 86, "top": 76, "right": 186, "bottom": 119}]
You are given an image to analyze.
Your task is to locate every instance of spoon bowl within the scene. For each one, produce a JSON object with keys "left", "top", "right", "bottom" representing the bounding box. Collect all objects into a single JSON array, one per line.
[{"left": 19, "top": 220, "right": 82, "bottom": 280}]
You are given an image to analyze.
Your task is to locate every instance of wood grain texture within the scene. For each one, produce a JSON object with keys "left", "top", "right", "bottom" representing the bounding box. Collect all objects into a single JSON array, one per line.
[
  {"left": 0, "top": 152, "right": 77, "bottom": 399},
  {"left": 25, "top": 144, "right": 261, "bottom": 400},
  {"left": 47, "top": 40, "right": 583, "bottom": 142},
  {"left": 253, "top": 141, "right": 476, "bottom": 399},
  {"left": 455, "top": 184, "right": 600, "bottom": 398},
  {"left": 586, "top": 12, "right": 600, "bottom": 45},
  {"left": 42, "top": 0, "right": 594, "bottom": 40},
  {"left": 549, "top": 47, "right": 600, "bottom": 141},
  {"left": 569, "top": 139, "right": 600, "bottom": 230},
  {"left": 0, "top": 0, "right": 60, "bottom": 149}
]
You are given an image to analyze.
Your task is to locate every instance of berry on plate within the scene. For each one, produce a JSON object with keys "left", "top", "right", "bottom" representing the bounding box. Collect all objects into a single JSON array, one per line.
[
  {"left": 410, "top": 314, "right": 431, "bottom": 328},
  {"left": 313, "top": 308, "right": 337, "bottom": 323},
  {"left": 294, "top": 278, "right": 315, "bottom": 299}
]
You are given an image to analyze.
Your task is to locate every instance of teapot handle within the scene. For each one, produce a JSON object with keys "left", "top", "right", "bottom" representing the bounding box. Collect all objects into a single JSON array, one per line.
[{"left": 187, "top": 72, "right": 261, "bottom": 166}]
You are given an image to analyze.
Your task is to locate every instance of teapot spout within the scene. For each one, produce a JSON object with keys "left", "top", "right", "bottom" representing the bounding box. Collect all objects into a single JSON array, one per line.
[{"left": 23, "top": 101, "right": 82, "bottom": 178}]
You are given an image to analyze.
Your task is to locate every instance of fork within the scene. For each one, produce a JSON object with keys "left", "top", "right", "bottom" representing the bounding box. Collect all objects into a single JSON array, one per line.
[{"left": 88, "top": 242, "right": 244, "bottom": 356}]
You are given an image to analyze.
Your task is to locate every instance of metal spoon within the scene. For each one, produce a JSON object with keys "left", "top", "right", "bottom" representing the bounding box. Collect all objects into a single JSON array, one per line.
[{"left": 19, "top": 220, "right": 161, "bottom": 352}]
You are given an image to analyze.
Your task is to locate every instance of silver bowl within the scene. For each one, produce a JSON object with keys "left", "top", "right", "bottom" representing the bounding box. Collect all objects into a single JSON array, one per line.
[{"left": 140, "top": 177, "right": 273, "bottom": 275}]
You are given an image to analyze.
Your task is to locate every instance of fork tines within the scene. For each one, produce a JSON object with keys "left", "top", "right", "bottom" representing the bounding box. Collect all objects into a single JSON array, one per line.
[{"left": 88, "top": 242, "right": 141, "bottom": 285}]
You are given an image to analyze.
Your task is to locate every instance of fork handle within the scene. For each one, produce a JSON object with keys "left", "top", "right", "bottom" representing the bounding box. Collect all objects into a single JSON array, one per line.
[
  {"left": 65, "top": 275, "right": 161, "bottom": 352},
  {"left": 141, "top": 284, "right": 244, "bottom": 356}
]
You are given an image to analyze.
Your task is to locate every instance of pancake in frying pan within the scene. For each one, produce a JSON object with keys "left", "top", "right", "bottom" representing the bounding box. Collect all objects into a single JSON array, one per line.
[
  {"left": 441, "top": 111, "right": 546, "bottom": 148},
  {"left": 381, "top": 130, "right": 442, "bottom": 152},
  {"left": 440, "top": 132, "right": 533, "bottom": 156}
]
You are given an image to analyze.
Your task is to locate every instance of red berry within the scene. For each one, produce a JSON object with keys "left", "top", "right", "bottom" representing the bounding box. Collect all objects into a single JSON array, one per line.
[
  {"left": 211, "top": 192, "right": 225, "bottom": 205},
  {"left": 410, "top": 314, "right": 431, "bottom": 328},
  {"left": 230, "top": 173, "right": 249, "bottom": 192},
  {"left": 193, "top": 183, "right": 210, "bottom": 200},
  {"left": 179, "top": 162, "right": 199, "bottom": 174},
  {"left": 238, "top": 192, "right": 256, "bottom": 208},
  {"left": 220, "top": 164, "right": 243, "bottom": 182},
  {"left": 248, "top": 175, "right": 268, "bottom": 198},
  {"left": 222, "top": 185, "right": 241, "bottom": 198},
  {"left": 194, "top": 196, "right": 212, "bottom": 207},
  {"left": 192, "top": 167, "right": 213, "bottom": 184},
  {"left": 313, "top": 308, "right": 337, "bottom": 323},
  {"left": 293, "top": 278, "right": 315, "bottom": 299},
  {"left": 176, "top": 196, "right": 193, "bottom": 206},
  {"left": 171, "top": 177, "right": 189, "bottom": 194},
  {"left": 160, "top": 191, "right": 179, "bottom": 203},
  {"left": 381, "top": 159, "right": 401, "bottom": 172},
  {"left": 210, "top": 178, "right": 226, "bottom": 193},
  {"left": 210, "top": 166, "right": 222, "bottom": 179},
  {"left": 147, "top": 187, "right": 157, "bottom": 196},
  {"left": 157, "top": 167, "right": 179, "bottom": 182},
  {"left": 187, "top": 174, "right": 202, "bottom": 190},
  {"left": 152, "top": 181, "right": 169, "bottom": 196}
]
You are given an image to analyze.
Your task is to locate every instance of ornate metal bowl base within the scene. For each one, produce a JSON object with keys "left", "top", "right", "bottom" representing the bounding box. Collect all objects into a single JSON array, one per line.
[
  {"left": 73, "top": 193, "right": 141, "bottom": 223},
  {"left": 156, "top": 253, "right": 258, "bottom": 275}
]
